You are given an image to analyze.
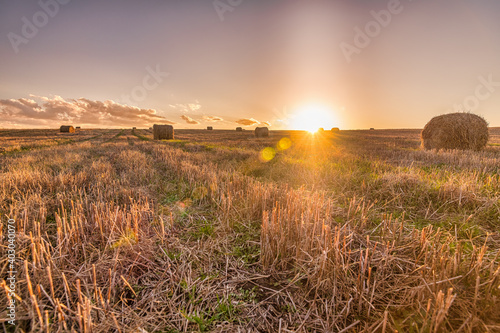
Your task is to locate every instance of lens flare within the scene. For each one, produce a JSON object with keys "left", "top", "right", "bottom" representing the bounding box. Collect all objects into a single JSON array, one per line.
[
  {"left": 277, "top": 137, "right": 292, "bottom": 151},
  {"left": 259, "top": 147, "right": 276, "bottom": 162},
  {"left": 192, "top": 186, "right": 208, "bottom": 200}
]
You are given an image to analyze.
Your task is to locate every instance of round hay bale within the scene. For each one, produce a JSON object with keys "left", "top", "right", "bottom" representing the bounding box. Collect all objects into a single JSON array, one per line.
[
  {"left": 153, "top": 124, "right": 174, "bottom": 140},
  {"left": 207, "top": 126, "right": 213, "bottom": 130},
  {"left": 236, "top": 127, "right": 243, "bottom": 132},
  {"left": 60, "top": 125, "right": 75, "bottom": 133},
  {"left": 255, "top": 127, "right": 269, "bottom": 138},
  {"left": 331, "top": 127, "right": 340, "bottom": 132},
  {"left": 421, "top": 113, "right": 489, "bottom": 151}
]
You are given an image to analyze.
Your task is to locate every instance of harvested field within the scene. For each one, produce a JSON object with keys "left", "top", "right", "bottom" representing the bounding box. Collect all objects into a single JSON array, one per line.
[{"left": 0, "top": 128, "right": 499, "bottom": 332}]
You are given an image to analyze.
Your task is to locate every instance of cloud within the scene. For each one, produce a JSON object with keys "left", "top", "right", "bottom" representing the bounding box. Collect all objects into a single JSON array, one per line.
[
  {"left": 236, "top": 118, "right": 260, "bottom": 126},
  {"left": 170, "top": 103, "right": 201, "bottom": 112},
  {"left": 188, "top": 103, "right": 201, "bottom": 111},
  {"left": 202, "top": 115, "right": 223, "bottom": 122},
  {"left": 0, "top": 95, "right": 175, "bottom": 127},
  {"left": 180, "top": 115, "right": 200, "bottom": 125},
  {"left": 0, "top": 98, "right": 44, "bottom": 118},
  {"left": 262, "top": 121, "right": 271, "bottom": 127}
]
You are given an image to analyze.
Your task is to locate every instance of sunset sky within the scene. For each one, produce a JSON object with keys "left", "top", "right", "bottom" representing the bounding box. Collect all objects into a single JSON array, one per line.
[{"left": 1, "top": 0, "right": 500, "bottom": 129}]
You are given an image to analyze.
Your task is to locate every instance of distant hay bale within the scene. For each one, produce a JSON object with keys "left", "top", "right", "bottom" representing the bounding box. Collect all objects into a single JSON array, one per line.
[
  {"left": 76, "top": 126, "right": 81, "bottom": 129},
  {"left": 207, "top": 126, "right": 213, "bottom": 131},
  {"left": 132, "top": 127, "right": 136, "bottom": 130},
  {"left": 255, "top": 127, "right": 269, "bottom": 138},
  {"left": 370, "top": 128, "right": 375, "bottom": 131},
  {"left": 331, "top": 127, "right": 340, "bottom": 132},
  {"left": 236, "top": 127, "right": 243, "bottom": 132},
  {"left": 60, "top": 125, "right": 75, "bottom": 133},
  {"left": 421, "top": 112, "right": 489, "bottom": 151},
  {"left": 153, "top": 124, "right": 174, "bottom": 140},
  {"left": 318, "top": 128, "right": 324, "bottom": 132}
]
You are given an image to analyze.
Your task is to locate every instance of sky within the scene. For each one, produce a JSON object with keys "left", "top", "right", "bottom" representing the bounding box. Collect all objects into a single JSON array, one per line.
[{"left": 1, "top": 0, "right": 500, "bottom": 130}]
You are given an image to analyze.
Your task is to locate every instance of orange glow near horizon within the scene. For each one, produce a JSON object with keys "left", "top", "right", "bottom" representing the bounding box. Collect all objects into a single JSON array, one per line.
[{"left": 290, "top": 104, "right": 340, "bottom": 132}]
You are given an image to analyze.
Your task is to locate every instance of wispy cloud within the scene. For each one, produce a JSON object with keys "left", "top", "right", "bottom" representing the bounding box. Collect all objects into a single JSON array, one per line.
[
  {"left": 202, "top": 115, "right": 223, "bottom": 122},
  {"left": 170, "top": 102, "right": 202, "bottom": 112},
  {"left": 236, "top": 118, "right": 260, "bottom": 126},
  {"left": 262, "top": 121, "right": 271, "bottom": 127},
  {"left": 0, "top": 95, "right": 174, "bottom": 127},
  {"left": 180, "top": 115, "right": 200, "bottom": 125}
]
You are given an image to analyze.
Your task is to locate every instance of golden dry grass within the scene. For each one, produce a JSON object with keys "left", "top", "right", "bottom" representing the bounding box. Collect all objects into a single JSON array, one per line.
[{"left": 0, "top": 127, "right": 499, "bottom": 332}]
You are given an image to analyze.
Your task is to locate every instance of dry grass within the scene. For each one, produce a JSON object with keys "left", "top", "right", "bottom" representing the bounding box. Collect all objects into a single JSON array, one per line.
[{"left": 0, "top": 128, "right": 499, "bottom": 332}]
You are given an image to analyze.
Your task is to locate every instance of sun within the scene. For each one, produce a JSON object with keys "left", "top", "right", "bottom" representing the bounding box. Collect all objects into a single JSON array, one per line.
[{"left": 291, "top": 104, "right": 338, "bottom": 133}]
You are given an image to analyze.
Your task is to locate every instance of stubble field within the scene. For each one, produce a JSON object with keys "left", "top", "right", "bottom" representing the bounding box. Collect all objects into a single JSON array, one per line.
[{"left": 1, "top": 127, "right": 499, "bottom": 332}]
